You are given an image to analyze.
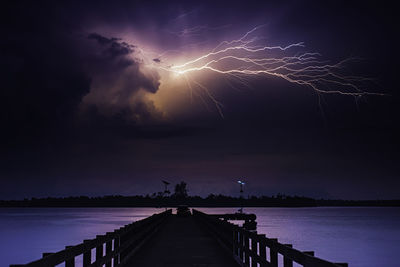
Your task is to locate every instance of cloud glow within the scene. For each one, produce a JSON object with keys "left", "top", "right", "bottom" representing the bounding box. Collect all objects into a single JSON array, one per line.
[{"left": 132, "top": 26, "right": 383, "bottom": 117}]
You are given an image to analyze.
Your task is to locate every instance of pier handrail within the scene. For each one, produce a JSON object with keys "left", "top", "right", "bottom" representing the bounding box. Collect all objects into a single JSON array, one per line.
[
  {"left": 10, "top": 209, "right": 172, "bottom": 267},
  {"left": 192, "top": 209, "right": 348, "bottom": 267}
]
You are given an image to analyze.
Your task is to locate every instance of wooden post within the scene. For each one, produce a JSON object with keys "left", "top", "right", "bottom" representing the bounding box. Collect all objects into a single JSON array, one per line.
[
  {"left": 258, "top": 235, "right": 267, "bottom": 267},
  {"left": 251, "top": 237, "right": 257, "bottom": 267},
  {"left": 113, "top": 235, "right": 120, "bottom": 265},
  {"left": 283, "top": 244, "right": 293, "bottom": 267},
  {"left": 270, "top": 238, "right": 278, "bottom": 267},
  {"left": 233, "top": 229, "right": 238, "bottom": 256},
  {"left": 244, "top": 232, "right": 250, "bottom": 266},
  {"left": 83, "top": 240, "right": 91, "bottom": 267},
  {"left": 239, "top": 230, "right": 244, "bottom": 262},
  {"left": 96, "top": 242, "right": 103, "bottom": 263},
  {"left": 105, "top": 239, "right": 112, "bottom": 267},
  {"left": 65, "top": 246, "right": 75, "bottom": 267},
  {"left": 96, "top": 235, "right": 104, "bottom": 262}
]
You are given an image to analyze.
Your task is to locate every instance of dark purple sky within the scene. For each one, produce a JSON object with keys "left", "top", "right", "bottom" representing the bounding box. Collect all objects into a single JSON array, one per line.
[{"left": 1, "top": 0, "right": 399, "bottom": 200}]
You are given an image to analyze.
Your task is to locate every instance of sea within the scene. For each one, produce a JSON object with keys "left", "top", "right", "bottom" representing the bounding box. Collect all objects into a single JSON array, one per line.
[{"left": 1, "top": 207, "right": 399, "bottom": 267}]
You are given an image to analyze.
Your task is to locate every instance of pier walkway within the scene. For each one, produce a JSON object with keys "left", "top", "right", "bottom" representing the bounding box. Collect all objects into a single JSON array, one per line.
[{"left": 127, "top": 215, "right": 239, "bottom": 266}]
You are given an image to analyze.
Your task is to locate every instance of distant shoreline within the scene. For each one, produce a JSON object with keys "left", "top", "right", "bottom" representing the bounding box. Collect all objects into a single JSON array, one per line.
[
  {"left": 1, "top": 195, "right": 399, "bottom": 207},
  {"left": 1, "top": 205, "right": 399, "bottom": 208}
]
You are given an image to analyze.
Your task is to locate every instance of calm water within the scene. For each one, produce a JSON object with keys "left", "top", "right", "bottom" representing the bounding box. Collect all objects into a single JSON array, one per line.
[{"left": 1, "top": 207, "right": 399, "bottom": 267}]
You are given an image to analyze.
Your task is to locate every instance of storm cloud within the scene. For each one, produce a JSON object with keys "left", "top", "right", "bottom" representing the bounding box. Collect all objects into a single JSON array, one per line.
[
  {"left": 0, "top": 3, "right": 165, "bottom": 148},
  {"left": 0, "top": 0, "right": 399, "bottom": 200}
]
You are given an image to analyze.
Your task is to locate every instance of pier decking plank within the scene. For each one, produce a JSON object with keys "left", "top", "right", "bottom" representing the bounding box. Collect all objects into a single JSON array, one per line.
[{"left": 125, "top": 215, "right": 240, "bottom": 267}]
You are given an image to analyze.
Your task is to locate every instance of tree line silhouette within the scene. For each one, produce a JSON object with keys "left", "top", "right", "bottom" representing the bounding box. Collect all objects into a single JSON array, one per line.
[{"left": 1, "top": 181, "right": 399, "bottom": 207}]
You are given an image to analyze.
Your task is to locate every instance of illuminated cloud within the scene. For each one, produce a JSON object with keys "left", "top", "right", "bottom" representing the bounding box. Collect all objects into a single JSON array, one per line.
[
  {"left": 106, "top": 26, "right": 383, "bottom": 118},
  {"left": 81, "top": 33, "right": 163, "bottom": 122}
]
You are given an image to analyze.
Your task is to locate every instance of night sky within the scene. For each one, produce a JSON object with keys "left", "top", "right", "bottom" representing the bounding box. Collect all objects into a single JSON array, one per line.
[{"left": 1, "top": 0, "right": 398, "bottom": 200}]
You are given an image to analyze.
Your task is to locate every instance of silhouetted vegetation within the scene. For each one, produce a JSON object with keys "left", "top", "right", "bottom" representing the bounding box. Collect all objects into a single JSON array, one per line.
[
  {"left": 173, "top": 181, "right": 188, "bottom": 199},
  {"left": 1, "top": 181, "right": 399, "bottom": 207}
]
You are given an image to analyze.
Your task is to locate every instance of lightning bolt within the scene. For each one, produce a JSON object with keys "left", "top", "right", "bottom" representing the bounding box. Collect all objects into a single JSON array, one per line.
[{"left": 139, "top": 26, "right": 384, "bottom": 117}]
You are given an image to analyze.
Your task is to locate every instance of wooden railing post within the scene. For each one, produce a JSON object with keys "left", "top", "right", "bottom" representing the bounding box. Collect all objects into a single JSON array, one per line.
[
  {"left": 258, "top": 235, "right": 267, "bottom": 267},
  {"left": 119, "top": 226, "right": 126, "bottom": 263},
  {"left": 270, "top": 238, "right": 278, "bottom": 267},
  {"left": 96, "top": 235, "right": 104, "bottom": 263},
  {"left": 113, "top": 235, "right": 120, "bottom": 266},
  {"left": 105, "top": 239, "right": 112, "bottom": 267},
  {"left": 251, "top": 236, "right": 258, "bottom": 267},
  {"left": 239, "top": 229, "right": 244, "bottom": 262},
  {"left": 65, "top": 246, "right": 75, "bottom": 267},
  {"left": 83, "top": 240, "right": 91, "bottom": 267},
  {"left": 233, "top": 229, "right": 239, "bottom": 257},
  {"left": 283, "top": 244, "right": 293, "bottom": 267},
  {"left": 244, "top": 232, "right": 250, "bottom": 266}
]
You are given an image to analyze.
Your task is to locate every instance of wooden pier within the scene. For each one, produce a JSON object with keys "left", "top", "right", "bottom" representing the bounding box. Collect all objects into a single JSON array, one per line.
[{"left": 10, "top": 209, "right": 348, "bottom": 267}]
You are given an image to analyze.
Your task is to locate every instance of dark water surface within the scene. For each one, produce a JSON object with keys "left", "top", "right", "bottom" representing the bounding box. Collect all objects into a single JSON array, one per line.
[
  {"left": 199, "top": 207, "right": 400, "bottom": 267},
  {"left": 1, "top": 207, "right": 399, "bottom": 267}
]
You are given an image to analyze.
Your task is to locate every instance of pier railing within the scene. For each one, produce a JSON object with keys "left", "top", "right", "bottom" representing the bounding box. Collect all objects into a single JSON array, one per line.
[
  {"left": 10, "top": 209, "right": 172, "bottom": 267},
  {"left": 193, "top": 209, "right": 348, "bottom": 267}
]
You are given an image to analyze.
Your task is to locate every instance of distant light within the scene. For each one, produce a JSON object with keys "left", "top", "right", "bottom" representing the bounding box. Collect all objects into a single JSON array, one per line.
[{"left": 238, "top": 180, "right": 245, "bottom": 185}]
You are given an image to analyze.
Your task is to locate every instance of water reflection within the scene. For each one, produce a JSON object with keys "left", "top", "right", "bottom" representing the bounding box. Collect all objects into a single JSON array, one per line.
[
  {"left": 198, "top": 207, "right": 400, "bottom": 267},
  {"left": 0, "top": 208, "right": 161, "bottom": 266},
  {"left": 1, "top": 207, "right": 399, "bottom": 267}
]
